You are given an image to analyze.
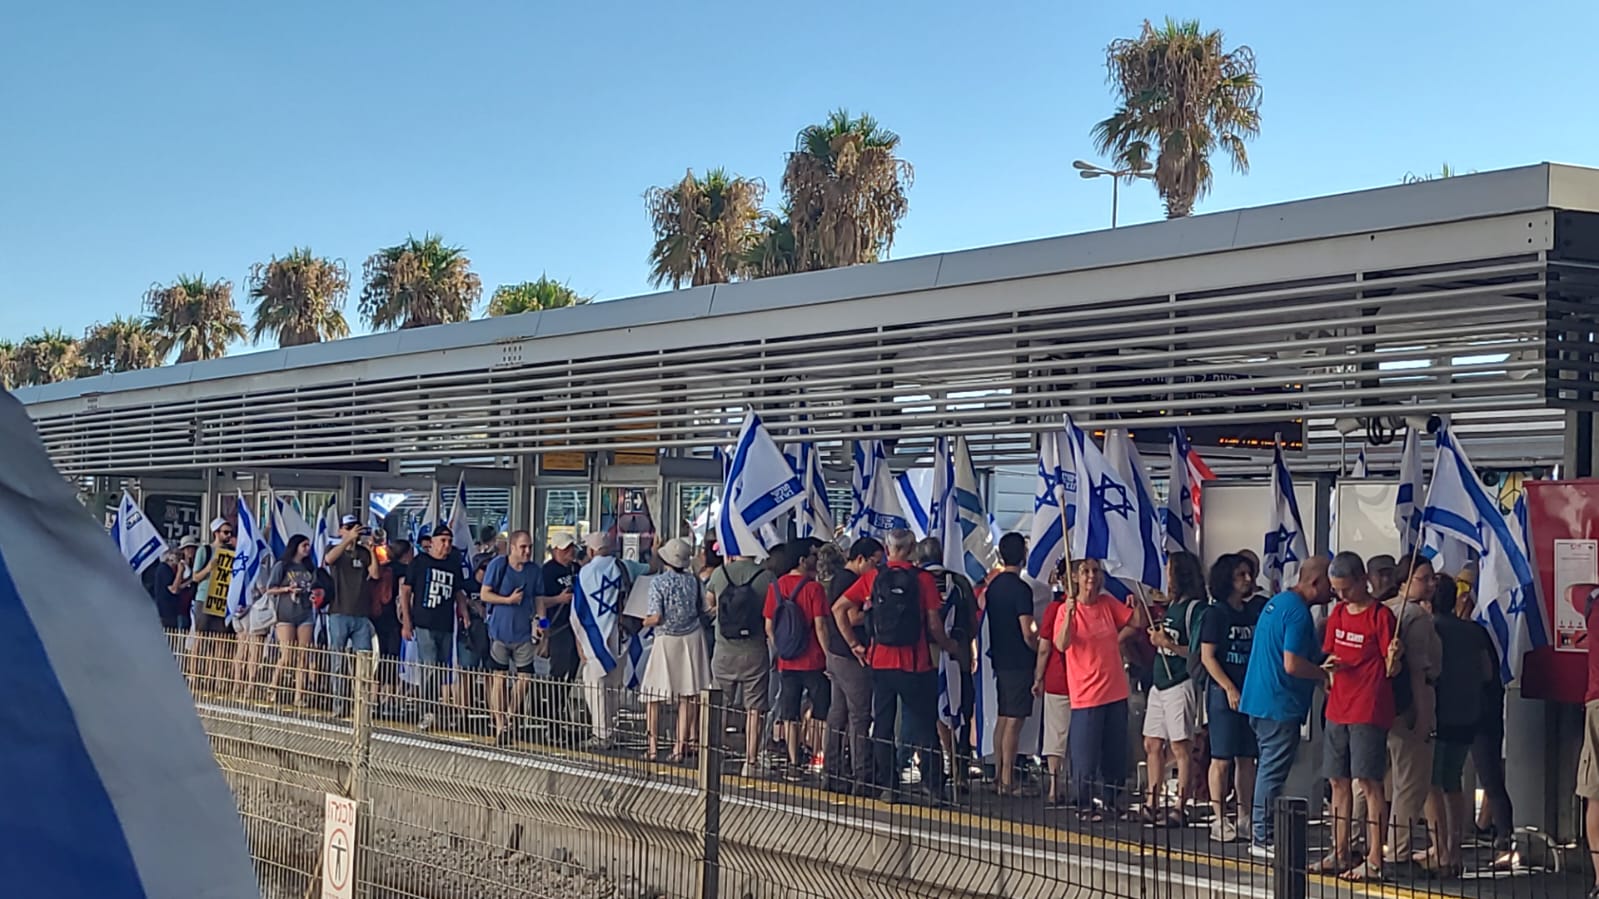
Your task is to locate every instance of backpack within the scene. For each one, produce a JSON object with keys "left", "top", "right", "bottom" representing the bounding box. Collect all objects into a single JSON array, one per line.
[
  {"left": 869, "top": 566, "right": 925, "bottom": 648},
  {"left": 933, "top": 569, "right": 978, "bottom": 645},
  {"left": 717, "top": 568, "right": 764, "bottom": 640},
  {"left": 771, "top": 577, "right": 814, "bottom": 661}
]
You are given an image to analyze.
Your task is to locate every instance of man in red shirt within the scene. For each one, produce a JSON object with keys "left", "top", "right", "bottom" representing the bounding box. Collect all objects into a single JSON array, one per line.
[
  {"left": 1320, "top": 552, "right": 1400, "bottom": 882},
  {"left": 1578, "top": 584, "right": 1599, "bottom": 897},
  {"left": 836, "top": 528, "right": 960, "bottom": 804},
  {"left": 765, "top": 539, "right": 831, "bottom": 775}
]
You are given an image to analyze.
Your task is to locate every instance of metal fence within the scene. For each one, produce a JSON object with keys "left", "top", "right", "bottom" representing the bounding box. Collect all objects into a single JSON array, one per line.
[{"left": 171, "top": 631, "right": 1586, "bottom": 899}]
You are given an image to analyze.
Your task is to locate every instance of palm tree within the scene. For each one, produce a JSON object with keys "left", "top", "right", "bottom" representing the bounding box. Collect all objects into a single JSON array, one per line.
[
  {"left": 144, "top": 275, "right": 246, "bottom": 363},
  {"left": 1402, "top": 163, "right": 1472, "bottom": 184},
  {"left": 645, "top": 168, "right": 766, "bottom": 289},
  {"left": 16, "top": 329, "right": 83, "bottom": 385},
  {"left": 82, "top": 317, "right": 163, "bottom": 374},
  {"left": 359, "top": 234, "right": 482, "bottom": 330},
  {"left": 248, "top": 248, "right": 351, "bottom": 347},
  {"left": 739, "top": 207, "right": 800, "bottom": 279},
  {"left": 486, "top": 276, "right": 590, "bottom": 315},
  {"left": 1093, "top": 18, "right": 1262, "bottom": 218},
  {"left": 0, "top": 340, "right": 17, "bottom": 390},
  {"left": 782, "top": 110, "right": 913, "bottom": 271}
]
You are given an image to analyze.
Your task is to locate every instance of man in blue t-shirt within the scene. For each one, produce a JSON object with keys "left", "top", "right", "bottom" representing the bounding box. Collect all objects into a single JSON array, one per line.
[
  {"left": 1238, "top": 555, "right": 1332, "bottom": 856},
  {"left": 481, "top": 530, "right": 544, "bottom": 746}
]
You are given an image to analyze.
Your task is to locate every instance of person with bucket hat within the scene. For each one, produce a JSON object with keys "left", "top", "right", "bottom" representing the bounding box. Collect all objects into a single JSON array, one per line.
[{"left": 640, "top": 537, "right": 712, "bottom": 760}]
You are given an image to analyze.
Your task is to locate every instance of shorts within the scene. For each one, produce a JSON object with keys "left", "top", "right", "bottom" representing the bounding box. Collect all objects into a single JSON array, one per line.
[
  {"left": 994, "top": 668, "right": 1035, "bottom": 719},
  {"left": 777, "top": 669, "right": 830, "bottom": 722},
  {"left": 488, "top": 640, "right": 538, "bottom": 675},
  {"left": 1143, "top": 682, "right": 1198, "bottom": 743},
  {"left": 374, "top": 617, "right": 402, "bottom": 658},
  {"left": 1432, "top": 739, "right": 1471, "bottom": 791},
  {"left": 1324, "top": 722, "right": 1388, "bottom": 781},
  {"left": 273, "top": 597, "right": 313, "bottom": 629},
  {"left": 195, "top": 613, "right": 230, "bottom": 635},
  {"left": 1206, "top": 686, "right": 1258, "bottom": 760},
  {"left": 1579, "top": 700, "right": 1599, "bottom": 800},
  {"left": 712, "top": 639, "right": 771, "bottom": 713},
  {"left": 1042, "top": 693, "right": 1071, "bottom": 759}
]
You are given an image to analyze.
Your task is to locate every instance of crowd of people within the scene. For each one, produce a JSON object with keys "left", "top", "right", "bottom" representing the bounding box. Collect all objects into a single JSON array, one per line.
[{"left": 150, "top": 514, "right": 1528, "bottom": 884}]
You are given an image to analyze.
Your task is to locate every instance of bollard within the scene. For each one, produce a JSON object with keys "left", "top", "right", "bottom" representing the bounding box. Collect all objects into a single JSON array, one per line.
[{"left": 1271, "top": 797, "right": 1308, "bottom": 899}]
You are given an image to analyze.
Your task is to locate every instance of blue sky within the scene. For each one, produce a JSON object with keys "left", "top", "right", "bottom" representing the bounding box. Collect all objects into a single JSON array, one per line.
[{"left": 3, "top": 0, "right": 1595, "bottom": 348}]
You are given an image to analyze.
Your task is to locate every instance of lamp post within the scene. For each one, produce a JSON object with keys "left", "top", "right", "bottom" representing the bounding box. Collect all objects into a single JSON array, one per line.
[{"left": 1072, "top": 160, "right": 1154, "bottom": 228}]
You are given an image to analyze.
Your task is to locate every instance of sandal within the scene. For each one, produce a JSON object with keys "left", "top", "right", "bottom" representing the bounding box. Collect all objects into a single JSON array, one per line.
[
  {"left": 1308, "top": 854, "right": 1350, "bottom": 875},
  {"left": 1340, "top": 861, "right": 1385, "bottom": 883}
]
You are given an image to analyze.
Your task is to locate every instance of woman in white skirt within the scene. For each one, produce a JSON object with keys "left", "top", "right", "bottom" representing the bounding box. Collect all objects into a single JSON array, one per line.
[{"left": 641, "top": 538, "right": 712, "bottom": 761}]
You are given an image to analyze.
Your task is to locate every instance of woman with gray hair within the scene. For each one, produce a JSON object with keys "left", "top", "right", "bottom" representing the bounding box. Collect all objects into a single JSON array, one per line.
[{"left": 640, "top": 537, "right": 712, "bottom": 761}]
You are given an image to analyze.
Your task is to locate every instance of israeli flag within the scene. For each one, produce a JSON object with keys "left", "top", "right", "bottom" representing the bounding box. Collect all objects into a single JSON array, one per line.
[
  {"left": 1263, "top": 440, "right": 1310, "bottom": 594},
  {"left": 935, "top": 589, "right": 964, "bottom": 732},
  {"left": 446, "top": 472, "right": 472, "bottom": 578},
  {"left": 369, "top": 491, "right": 408, "bottom": 527},
  {"left": 931, "top": 436, "right": 998, "bottom": 583},
  {"left": 315, "top": 496, "right": 339, "bottom": 567},
  {"left": 1421, "top": 428, "right": 1545, "bottom": 683},
  {"left": 1351, "top": 448, "right": 1369, "bottom": 479},
  {"left": 418, "top": 487, "right": 441, "bottom": 540},
  {"left": 1026, "top": 428, "right": 1077, "bottom": 579},
  {"left": 573, "top": 556, "right": 630, "bottom": 675},
  {"left": 1070, "top": 420, "right": 1163, "bottom": 591},
  {"left": 894, "top": 469, "right": 933, "bottom": 539},
  {"left": 1164, "top": 429, "right": 1210, "bottom": 556},
  {"left": 226, "top": 491, "right": 270, "bottom": 621},
  {"left": 497, "top": 512, "right": 509, "bottom": 537},
  {"left": 849, "top": 440, "right": 885, "bottom": 539},
  {"left": 717, "top": 412, "right": 806, "bottom": 559},
  {"left": 0, "top": 393, "right": 258, "bottom": 895},
  {"left": 109, "top": 489, "right": 167, "bottom": 577},
  {"left": 624, "top": 627, "right": 654, "bottom": 692},
  {"left": 785, "top": 440, "right": 836, "bottom": 540},
  {"left": 269, "top": 494, "right": 315, "bottom": 563},
  {"left": 855, "top": 444, "right": 912, "bottom": 539},
  {"left": 1395, "top": 428, "right": 1425, "bottom": 557}
]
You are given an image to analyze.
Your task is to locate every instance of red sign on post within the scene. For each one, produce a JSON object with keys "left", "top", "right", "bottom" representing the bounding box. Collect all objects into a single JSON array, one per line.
[{"left": 1520, "top": 479, "right": 1599, "bottom": 704}]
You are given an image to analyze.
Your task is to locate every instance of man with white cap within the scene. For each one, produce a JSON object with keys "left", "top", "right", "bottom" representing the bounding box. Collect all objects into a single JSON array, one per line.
[
  {"left": 538, "top": 531, "right": 582, "bottom": 734},
  {"left": 573, "top": 531, "right": 632, "bottom": 748}
]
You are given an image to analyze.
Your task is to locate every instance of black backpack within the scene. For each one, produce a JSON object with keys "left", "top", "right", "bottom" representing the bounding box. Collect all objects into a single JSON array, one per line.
[
  {"left": 869, "top": 566, "right": 925, "bottom": 648},
  {"left": 771, "top": 578, "right": 813, "bottom": 661},
  {"left": 717, "top": 568, "right": 764, "bottom": 640},
  {"left": 933, "top": 568, "right": 977, "bottom": 655}
]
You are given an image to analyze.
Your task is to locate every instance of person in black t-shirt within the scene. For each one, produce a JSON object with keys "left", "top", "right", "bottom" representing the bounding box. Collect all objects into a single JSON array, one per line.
[
  {"left": 399, "top": 527, "right": 468, "bottom": 730},
  {"left": 986, "top": 533, "right": 1040, "bottom": 795},
  {"left": 533, "top": 532, "right": 581, "bottom": 735},
  {"left": 149, "top": 551, "right": 183, "bottom": 630}
]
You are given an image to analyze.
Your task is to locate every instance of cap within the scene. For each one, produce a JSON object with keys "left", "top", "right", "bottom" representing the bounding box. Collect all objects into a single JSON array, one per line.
[
  {"left": 549, "top": 532, "right": 577, "bottom": 550},
  {"left": 583, "top": 531, "right": 614, "bottom": 554},
  {"left": 658, "top": 537, "right": 693, "bottom": 571},
  {"left": 341, "top": 514, "right": 361, "bottom": 527},
  {"left": 179, "top": 535, "right": 202, "bottom": 549},
  {"left": 209, "top": 517, "right": 228, "bottom": 534}
]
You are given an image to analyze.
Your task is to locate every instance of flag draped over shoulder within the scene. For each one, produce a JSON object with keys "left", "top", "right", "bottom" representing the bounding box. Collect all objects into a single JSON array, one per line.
[
  {"left": 573, "top": 556, "right": 629, "bottom": 675},
  {"left": 1421, "top": 428, "right": 1545, "bottom": 683},
  {"left": 1263, "top": 440, "right": 1309, "bottom": 594},
  {"left": 110, "top": 489, "right": 166, "bottom": 577},
  {"left": 717, "top": 413, "right": 806, "bottom": 560},
  {"left": 0, "top": 392, "right": 258, "bottom": 896}
]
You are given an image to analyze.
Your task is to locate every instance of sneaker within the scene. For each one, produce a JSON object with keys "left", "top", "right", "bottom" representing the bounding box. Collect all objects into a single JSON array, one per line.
[
  {"left": 418, "top": 712, "right": 436, "bottom": 732},
  {"left": 1210, "top": 819, "right": 1240, "bottom": 843},
  {"left": 1249, "top": 842, "right": 1274, "bottom": 860},
  {"left": 740, "top": 762, "right": 756, "bottom": 778}
]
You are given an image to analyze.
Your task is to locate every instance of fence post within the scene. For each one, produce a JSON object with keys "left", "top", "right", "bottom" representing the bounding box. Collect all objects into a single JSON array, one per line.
[
  {"left": 1271, "top": 797, "right": 1308, "bottom": 899},
  {"left": 350, "top": 648, "right": 374, "bottom": 802},
  {"left": 697, "top": 687, "right": 724, "bottom": 899}
]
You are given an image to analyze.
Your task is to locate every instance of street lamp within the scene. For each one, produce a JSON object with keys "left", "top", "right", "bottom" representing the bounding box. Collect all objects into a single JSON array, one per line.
[{"left": 1072, "top": 159, "right": 1154, "bottom": 229}]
